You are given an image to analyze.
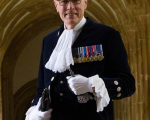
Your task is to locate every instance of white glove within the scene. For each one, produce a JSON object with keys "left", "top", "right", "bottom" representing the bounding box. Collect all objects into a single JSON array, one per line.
[
  {"left": 67, "top": 74, "right": 110, "bottom": 112},
  {"left": 89, "top": 75, "right": 110, "bottom": 112},
  {"left": 67, "top": 74, "right": 93, "bottom": 95},
  {"left": 25, "top": 97, "right": 52, "bottom": 120}
]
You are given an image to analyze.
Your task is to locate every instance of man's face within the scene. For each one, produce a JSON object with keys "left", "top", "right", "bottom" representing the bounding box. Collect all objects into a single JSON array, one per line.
[{"left": 54, "top": 0, "right": 87, "bottom": 29}]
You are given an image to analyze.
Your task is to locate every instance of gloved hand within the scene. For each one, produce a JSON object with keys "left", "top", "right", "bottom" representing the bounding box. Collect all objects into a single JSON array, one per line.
[
  {"left": 25, "top": 97, "right": 52, "bottom": 120},
  {"left": 67, "top": 74, "right": 93, "bottom": 95}
]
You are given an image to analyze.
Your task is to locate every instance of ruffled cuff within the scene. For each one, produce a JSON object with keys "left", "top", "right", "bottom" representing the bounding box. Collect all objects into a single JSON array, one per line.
[
  {"left": 25, "top": 106, "right": 36, "bottom": 120},
  {"left": 25, "top": 106, "right": 36, "bottom": 115},
  {"left": 89, "top": 75, "right": 110, "bottom": 112}
]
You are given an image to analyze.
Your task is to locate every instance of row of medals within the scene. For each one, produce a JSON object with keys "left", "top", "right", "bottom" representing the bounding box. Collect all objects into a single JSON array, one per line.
[{"left": 73, "top": 53, "right": 104, "bottom": 63}]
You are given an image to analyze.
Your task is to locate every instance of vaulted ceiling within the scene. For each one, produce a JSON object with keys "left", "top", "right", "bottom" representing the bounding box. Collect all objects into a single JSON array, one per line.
[{"left": 0, "top": 0, "right": 150, "bottom": 120}]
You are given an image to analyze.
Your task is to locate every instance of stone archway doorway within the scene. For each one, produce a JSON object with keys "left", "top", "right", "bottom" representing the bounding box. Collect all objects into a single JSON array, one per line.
[
  {"left": 1, "top": 16, "right": 62, "bottom": 120},
  {"left": 13, "top": 79, "right": 37, "bottom": 120}
]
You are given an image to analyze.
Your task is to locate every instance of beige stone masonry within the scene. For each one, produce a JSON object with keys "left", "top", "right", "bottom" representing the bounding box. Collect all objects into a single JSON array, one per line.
[{"left": 0, "top": 0, "right": 150, "bottom": 120}]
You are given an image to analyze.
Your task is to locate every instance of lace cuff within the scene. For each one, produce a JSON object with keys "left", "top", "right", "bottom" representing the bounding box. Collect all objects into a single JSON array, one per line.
[
  {"left": 25, "top": 106, "right": 36, "bottom": 120},
  {"left": 89, "top": 75, "right": 110, "bottom": 112},
  {"left": 25, "top": 106, "right": 36, "bottom": 116}
]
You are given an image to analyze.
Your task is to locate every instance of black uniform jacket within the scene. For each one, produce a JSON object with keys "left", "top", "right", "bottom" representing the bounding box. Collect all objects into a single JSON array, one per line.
[{"left": 31, "top": 17, "right": 135, "bottom": 120}]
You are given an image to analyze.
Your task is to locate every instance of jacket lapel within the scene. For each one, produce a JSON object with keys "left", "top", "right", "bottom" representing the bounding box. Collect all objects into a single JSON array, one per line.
[{"left": 72, "top": 17, "right": 94, "bottom": 48}]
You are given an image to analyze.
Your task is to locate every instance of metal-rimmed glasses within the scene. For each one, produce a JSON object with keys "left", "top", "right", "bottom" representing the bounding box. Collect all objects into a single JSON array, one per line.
[{"left": 57, "top": 0, "right": 81, "bottom": 6}]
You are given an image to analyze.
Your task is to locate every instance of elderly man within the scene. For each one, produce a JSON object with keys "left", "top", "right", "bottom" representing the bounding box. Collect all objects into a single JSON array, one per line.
[{"left": 25, "top": 0, "right": 135, "bottom": 120}]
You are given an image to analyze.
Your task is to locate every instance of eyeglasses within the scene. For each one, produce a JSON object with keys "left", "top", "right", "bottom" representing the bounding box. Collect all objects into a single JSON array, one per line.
[{"left": 57, "top": 0, "right": 81, "bottom": 6}]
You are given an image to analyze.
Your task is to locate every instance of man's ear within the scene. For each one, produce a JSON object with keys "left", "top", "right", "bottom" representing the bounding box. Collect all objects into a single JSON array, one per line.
[
  {"left": 54, "top": 1, "right": 59, "bottom": 12},
  {"left": 84, "top": 0, "right": 88, "bottom": 9}
]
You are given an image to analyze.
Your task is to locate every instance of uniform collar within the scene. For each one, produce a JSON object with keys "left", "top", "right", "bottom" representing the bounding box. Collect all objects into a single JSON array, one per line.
[{"left": 58, "top": 17, "right": 94, "bottom": 47}]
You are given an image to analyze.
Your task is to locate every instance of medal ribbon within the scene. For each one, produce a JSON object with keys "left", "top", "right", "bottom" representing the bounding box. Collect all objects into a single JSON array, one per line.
[
  {"left": 92, "top": 45, "right": 95, "bottom": 55},
  {"left": 90, "top": 46, "right": 93, "bottom": 56},
  {"left": 88, "top": 46, "right": 90, "bottom": 57},
  {"left": 80, "top": 47, "right": 82, "bottom": 56},
  {"left": 98, "top": 45, "right": 101, "bottom": 53},
  {"left": 86, "top": 46, "right": 88, "bottom": 57},
  {"left": 100, "top": 45, "right": 103, "bottom": 54},
  {"left": 97, "top": 45, "right": 99, "bottom": 53},
  {"left": 94, "top": 45, "right": 97, "bottom": 55},
  {"left": 83, "top": 47, "right": 86, "bottom": 57}
]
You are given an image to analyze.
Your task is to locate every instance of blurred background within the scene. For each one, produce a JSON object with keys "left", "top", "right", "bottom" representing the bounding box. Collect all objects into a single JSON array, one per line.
[{"left": 0, "top": 0, "right": 150, "bottom": 120}]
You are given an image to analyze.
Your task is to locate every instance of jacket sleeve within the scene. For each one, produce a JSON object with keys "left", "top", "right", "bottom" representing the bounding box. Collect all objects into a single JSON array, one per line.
[
  {"left": 31, "top": 38, "right": 46, "bottom": 106},
  {"left": 102, "top": 31, "right": 135, "bottom": 100}
]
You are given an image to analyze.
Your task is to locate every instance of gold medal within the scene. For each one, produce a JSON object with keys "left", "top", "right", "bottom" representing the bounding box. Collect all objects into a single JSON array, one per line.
[
  {"left": 97, "top": 54, "right": 101, "bottom": 60},
  {"left": 93, "top": 45, "right": 98, "bottom": 61},
  {"left": 85, "top": 46, "right": 90, "bottom": 62},
  {"left": 94, "top": 55, "right": 98, "bottom": 61},
  {"left": 89, "top": 46, "right": 94, "bottom": 62},
  {"left": 73, "top": 57, "right": 77, "bottom": 63},
  {"left": 100, "top": 54, "right": 104, "bottom": 61},
  {"left": 86, "top": 55, "right": 90, "bottom": 62},
  {"left": 82, "top": 47, "right": 87, "bottom": 63},
  {"left": 77, "top": 48, "right": 82, "bottom": 63},
  {"left": 97, "top": 45, "right": 104, "bottom": 61},
  {"left": 98, "top": 54, "right": 104, "bottom": 61},
  {"left": 78, "top": 55, "right": 82, "bottom": 63},
  {"left": 90, "top": 55, "right": 94, "bottom": 61},
  {"left": 82, "top": 56, "right": 87, "bottom": 63},
  {"left": 89, "top": 57, "right": 92, "bottom": 62}
]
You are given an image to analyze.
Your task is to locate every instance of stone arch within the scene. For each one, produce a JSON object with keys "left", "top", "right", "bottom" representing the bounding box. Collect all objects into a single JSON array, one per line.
[
  {"left": 1, "top": 0, "right": 150, "bottom": 120},
  {"left": 13, "top": 79, "right": 37, "bottom": 120},
  {"left": 1, "top": 16, "right": 62, "bottom": 120},
  {"left": 1, "top": 1, "right": 62, "bottom": 120}
]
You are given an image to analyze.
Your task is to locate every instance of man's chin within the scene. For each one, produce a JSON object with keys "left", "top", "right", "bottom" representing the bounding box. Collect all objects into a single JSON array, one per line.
[{"left": 65, "top": 20, "right": 78, "bottom": 25}]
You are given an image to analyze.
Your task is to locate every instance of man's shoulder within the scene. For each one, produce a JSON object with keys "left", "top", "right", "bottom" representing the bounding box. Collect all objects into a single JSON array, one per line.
[
  {"left": 86, "top": 17, "right": 117, "bottom": 34},
  {"left": 93, "top": 22, "right": 117, "bottom": 33}
]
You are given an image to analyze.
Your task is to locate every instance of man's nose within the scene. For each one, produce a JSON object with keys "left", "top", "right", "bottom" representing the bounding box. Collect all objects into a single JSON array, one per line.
[{"left": 67, "top": 1, "right": 75, "bottom": 9}]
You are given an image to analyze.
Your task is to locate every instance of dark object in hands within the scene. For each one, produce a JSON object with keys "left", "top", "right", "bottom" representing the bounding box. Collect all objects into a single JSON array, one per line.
[
  {"left": 39, "top": 87, "right": 51, "bottom": 112},
  {"left": 68, "top": 69, "right": 75, "bottom": 94},
  {"left": 69, "top": 68, "right": 75, "bottom": 77}
]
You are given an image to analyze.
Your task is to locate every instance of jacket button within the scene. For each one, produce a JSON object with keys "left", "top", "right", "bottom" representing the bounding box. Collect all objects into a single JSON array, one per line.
[
  {"left": 117, "top": 87, "right": 121, "bottom": 92},
  {"left": 51, "top": 77, "right": 54, "bottom": 81},
  {"left": 117, "top": 93, "right": 121, "bottom": 98},
  {"left": 60, "top": 93, "right": 63, "bottom": 96},
  {"left": 114, "top": 80, "right": 119, "bottom": 85},
  {"left": 60, "top": 81, "right": 63, "bottom": 84}
]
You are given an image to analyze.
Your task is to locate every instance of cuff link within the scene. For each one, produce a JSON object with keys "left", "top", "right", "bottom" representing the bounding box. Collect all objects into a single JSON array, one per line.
[
  {"left": 51, "top": 77, "right": 54, "bottom": 81},
  {"left": 117, "top": 87, "right": 121, "bottom": 92},
  {"left": 58, "top": 31, "right": 60, "bottom": 36},
  {"left": 117, "top": 93, "right": 121, "bottom": 98},
  {"left": 114, "top": 80, "right": 119, "bottom": 85}
]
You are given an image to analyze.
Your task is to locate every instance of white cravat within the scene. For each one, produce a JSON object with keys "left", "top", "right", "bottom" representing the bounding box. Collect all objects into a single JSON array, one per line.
[{"left": 45, "top": 17, "right": 86, "bottom": 73}]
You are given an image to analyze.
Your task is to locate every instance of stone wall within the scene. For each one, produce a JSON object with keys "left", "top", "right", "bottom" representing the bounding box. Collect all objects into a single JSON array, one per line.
[{"left": 0, "top": 0, "right": 150, "bottom": 120}]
